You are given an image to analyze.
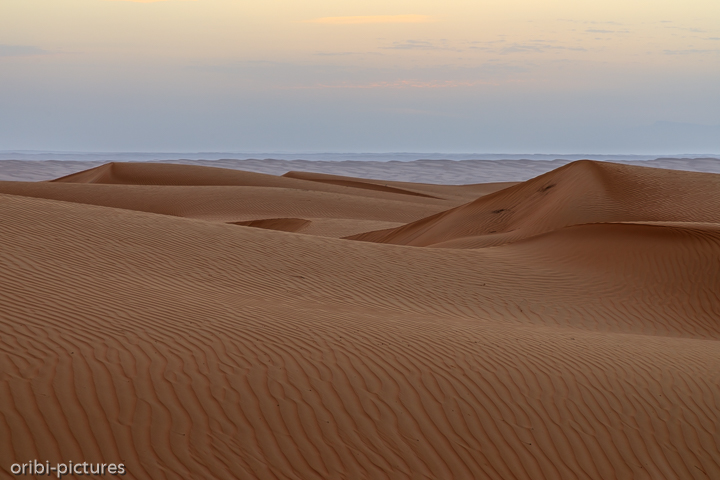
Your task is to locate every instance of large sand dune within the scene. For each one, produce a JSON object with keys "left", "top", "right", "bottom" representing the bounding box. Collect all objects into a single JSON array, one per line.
[
  {"left": 348, "top": 160, "right": 720, "bottom": 248},
  {"left": 1, "top": 161, "right": 719, "bottom": 479}
]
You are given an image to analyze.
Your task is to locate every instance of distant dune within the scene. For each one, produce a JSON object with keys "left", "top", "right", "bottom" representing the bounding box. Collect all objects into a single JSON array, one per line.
[
  {"left": 2, "top": 155, "right": 720, "bottom": 183},
  {"left": 1, "top": 160, "right": 719, "bottom": 479}
]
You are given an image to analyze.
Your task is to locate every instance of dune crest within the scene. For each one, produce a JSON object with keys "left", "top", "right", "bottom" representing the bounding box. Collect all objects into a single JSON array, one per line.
[
  {"left": 1, "top": 162, "right": 482, "bottom": 239},
  {"left": 347, "top": 160, "right": 720, "bottom": 247},
  {"left": 230, "top": 217, "right": 312, "bottom": 233}
]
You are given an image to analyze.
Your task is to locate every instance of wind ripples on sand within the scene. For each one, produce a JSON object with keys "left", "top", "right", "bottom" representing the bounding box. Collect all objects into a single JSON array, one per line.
[{"left": 0, "top": 161, "right": 719, "bottom": 479}]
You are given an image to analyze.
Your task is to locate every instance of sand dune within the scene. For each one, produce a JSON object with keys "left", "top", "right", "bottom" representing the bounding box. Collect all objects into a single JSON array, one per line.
[
  {"left": 229, "top": 218, "right": 313, "bottom": 233},
  {"left": 2, "top": 156, "right": 720, "bottom": 183},
  {"left": 0, "top": 163, "right": 512, "bottom": 239},
  {"left": 50, "top": 162, "right": 459, "bottom": 205},
  {"left": 1, "top": 160, "right": 719, "bottom": 479},
  {"left": 0, "top": 163, "right": 477, "bottom": 239},
  {"left": 282, "top": 170, "right": 515, "bottom": 203},
  {"left": 348, "top": 160, "right": 720, "bottom": 247}
]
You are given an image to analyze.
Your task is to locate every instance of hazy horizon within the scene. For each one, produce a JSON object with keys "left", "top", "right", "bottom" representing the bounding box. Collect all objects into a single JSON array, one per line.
[{"left": 3, "top": 151, "right": 720, "bottom": 163}]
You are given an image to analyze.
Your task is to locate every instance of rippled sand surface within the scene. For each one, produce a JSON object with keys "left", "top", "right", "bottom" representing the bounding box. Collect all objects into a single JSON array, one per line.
[{"left": 1, "top": 161, "right": 719, "bottom": 479}]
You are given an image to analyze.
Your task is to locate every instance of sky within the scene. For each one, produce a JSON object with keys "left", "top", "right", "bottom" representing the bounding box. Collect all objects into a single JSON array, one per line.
[{"left": 1, "top": 0, "right": 719, "bottom": 154}]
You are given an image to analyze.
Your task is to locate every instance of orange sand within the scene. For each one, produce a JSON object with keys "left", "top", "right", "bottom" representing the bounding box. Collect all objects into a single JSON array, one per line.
[{"left": 0, "top": 161, "right": 718, "bottom": 479}]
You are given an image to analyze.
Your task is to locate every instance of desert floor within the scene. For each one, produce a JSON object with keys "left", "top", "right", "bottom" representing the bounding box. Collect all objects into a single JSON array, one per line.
[{"left": 1, "top": 160, "right": 719, "bottom": 479}]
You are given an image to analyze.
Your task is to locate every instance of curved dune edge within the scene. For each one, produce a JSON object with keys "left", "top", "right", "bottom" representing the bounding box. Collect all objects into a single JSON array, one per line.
[
  {"left": 50, "top": 161, "right": 514, "bottom": 203},
  {"left": 49, "top": 161, "right": 310, "bottom": 187},
  {"left": 49, "top": 162, "right": 484, "bottom": 204},
  {"left": 347, "top": 160, "right": 720, "bottom": 247},
  {"left": 1, "top": 162, "right": 510, "bottom": 241},
  {"left": 47, "top": 162, "right": 463, "bottom": 206},
  {"left": 283, "top": 170, "right": 442, "bottom": 199},
  {"left": 229, "top": 217, "right": 312, "bottom": 233},
  {"left": 0, "top": 182, "right": 451, "bottom": 231}
]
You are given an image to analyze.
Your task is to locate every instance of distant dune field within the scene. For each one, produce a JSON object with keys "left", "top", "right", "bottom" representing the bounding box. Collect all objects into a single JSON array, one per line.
[
  {"left": 1, "top": 161, "right": 719, "bottom": 479},
  {"left": 1, "top": 155, "right": 720, "bottom": 183}
]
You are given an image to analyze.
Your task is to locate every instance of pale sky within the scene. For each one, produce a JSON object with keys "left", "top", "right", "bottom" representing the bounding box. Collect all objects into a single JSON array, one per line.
[{"left": 1, "top": 0, "right": 719, "bottom": 153}]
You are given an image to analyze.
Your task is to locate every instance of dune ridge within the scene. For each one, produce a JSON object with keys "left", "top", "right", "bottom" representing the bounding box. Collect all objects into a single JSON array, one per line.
[
  {"left": 1, "top": 160, "right": 719, "bottom": 479},
  {"left": 347, "top": 160, "right": 720, "bottom": 248},
  {"left": 0, "top": 163, "right": 514, "bottom": 239},
  {"left": 3, "top": 156, "right": 720, "bottom": 183}
]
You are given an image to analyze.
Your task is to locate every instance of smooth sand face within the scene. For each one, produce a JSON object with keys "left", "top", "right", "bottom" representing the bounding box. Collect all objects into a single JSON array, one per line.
[{"left": 0, "top": 161, "right": 719, "bottom": 479}]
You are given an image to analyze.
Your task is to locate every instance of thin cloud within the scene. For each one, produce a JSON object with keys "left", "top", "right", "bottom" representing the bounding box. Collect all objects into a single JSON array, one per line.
[
  {"left": 559, "top": 19, "right": 623, "bottom": 26},
  {"left": 498, "top": 43, "right": 586, "bottom": 55},
  {"left": 500, "top": 44, "right": 544, "bottom": 54},
  {"left": 384, "top": 40, "right": 446, "bottom": 51},
  {"left": 467, "top": 39, "right": 586, "bottom": 54},
  {"left": 306, "top": 15, "right": 434, "bottom": 25},
  {"left": 0, "top": 45, "right": 50, "bottom": 57},
  {"left": 382, "top": 39, "right": 462, "bottom": 52},
  {"left": 313, "top": 51, "right": 383, "bottom": 56},
  {"left": 291, "top": 79, "right": 506, "bottom": 90},
  {"left": 664, "top": 25, "right": 706, "bottom": 33},
  {"left": 586, "top": 29, "right": 630, "bottom": 34},
  {"left": 664, "top": 49, "right": 720, "bottom": 55}
]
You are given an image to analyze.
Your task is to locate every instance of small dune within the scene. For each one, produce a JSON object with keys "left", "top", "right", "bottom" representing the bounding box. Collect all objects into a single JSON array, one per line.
[{"left": 230, "top": 217, "right": 312, "bottom": 233}]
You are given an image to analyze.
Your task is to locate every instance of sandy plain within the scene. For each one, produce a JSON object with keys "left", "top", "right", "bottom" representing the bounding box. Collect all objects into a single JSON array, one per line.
[{"left": 0, "top": 160, "right": 719, "bottom": 479}]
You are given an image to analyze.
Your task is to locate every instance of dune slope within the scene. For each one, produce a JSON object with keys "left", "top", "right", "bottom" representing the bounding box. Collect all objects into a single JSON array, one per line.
[
  {"left": 1, "top": 161, "right": 719, "bottom": 479},
  {"left": 282, "top": 170, "right": 517, "bottom": 203},
  {"left": 348, "top": 160, "right": 720, "bottom": 247},
  {"left": 1, "top": 186, "right": 720, "bottom": 479},
  {"left": 0, "top": 162, "right": 496, "bottom": 239}
]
